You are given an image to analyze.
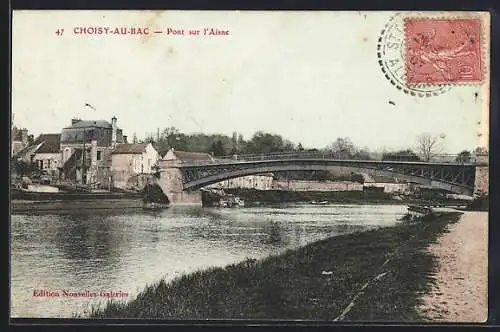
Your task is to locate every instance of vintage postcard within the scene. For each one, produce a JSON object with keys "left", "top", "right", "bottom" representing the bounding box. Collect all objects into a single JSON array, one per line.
[{"left": 10, "top": 10, "right": 489, "bottom": 322}]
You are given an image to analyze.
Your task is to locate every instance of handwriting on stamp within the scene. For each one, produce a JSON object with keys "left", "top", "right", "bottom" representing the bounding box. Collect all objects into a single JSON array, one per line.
[{"left": 404, "top": 19, "right": 482, "bottom": 85}]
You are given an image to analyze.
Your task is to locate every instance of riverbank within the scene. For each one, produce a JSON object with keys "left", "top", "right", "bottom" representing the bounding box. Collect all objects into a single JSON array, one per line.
[
  {"left": 417, "top": 211, "right": 488, "bottom": 322},
  {"left": 87, "top": 211, "right": 463, "bottom": 320},
  {"left": 10, "top": 198, "right": 143, "bottom": 214},
  {"left": 223, "top": 188, "right": 470, "bottom": 207}
]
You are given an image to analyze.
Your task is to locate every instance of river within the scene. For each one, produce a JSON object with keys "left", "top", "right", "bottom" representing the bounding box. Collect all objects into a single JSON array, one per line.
[{"left": 10, "top": 203, "right": 406, "bottom": 318}]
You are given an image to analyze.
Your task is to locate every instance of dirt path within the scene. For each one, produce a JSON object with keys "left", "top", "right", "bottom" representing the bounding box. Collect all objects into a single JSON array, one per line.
[{"left": 418, "top": 211, "right": 488, "bottom": 322}]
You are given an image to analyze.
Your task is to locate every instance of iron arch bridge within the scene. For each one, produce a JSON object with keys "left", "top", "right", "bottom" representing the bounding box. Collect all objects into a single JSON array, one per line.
[{"left": 162, "top": 152, "right": 477, "bottom": 196}]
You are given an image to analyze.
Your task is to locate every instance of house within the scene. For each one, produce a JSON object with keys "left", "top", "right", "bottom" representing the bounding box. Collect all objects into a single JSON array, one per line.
[
  {"left": 362, "top": 174, "right": 415, "bottom": 194},
  {"left": 363, "top": 182, "right": 412, "bottom": 194},
  {"left": 13, "top": 133, "right": 62, "bottom": 177},
  {"left": 60, "top": 116, "right": 126, "bottom": 184},
  {"left": 163, "top": 148, "right": 213, "bottom": 162},
  {"left": 110, "top": 143, "right": 159, "bottom": 188},
  {"left": 271, "top": 180, "right": 363, "bottom": 191},
  {"left": 11, "top": 126, "right": 29, "bottom": 156},
  {"left": 208, "top": 173, "right": 275, "bottom": 190}
]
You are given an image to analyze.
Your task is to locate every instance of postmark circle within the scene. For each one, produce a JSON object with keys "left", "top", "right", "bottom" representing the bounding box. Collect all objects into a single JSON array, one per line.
[{"left": 377, "top": 13, "right": 452, "bottom": 97}]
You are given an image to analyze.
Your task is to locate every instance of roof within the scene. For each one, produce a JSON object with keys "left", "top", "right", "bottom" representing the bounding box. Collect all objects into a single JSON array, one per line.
[
  {"left": 112, "top": 143, "right": 147, "bottom": 154},
  {"left": 172, "top": 150, "right": 212, "bottom": 161},
  {"left": 64, "top": 120, "right": 112, "bottom": 129},
  {"left": 13, "top": 144, "right": 35, "bottom": 158},
  {"left": 34, "top": 134, "right": 61, "bottom": 153},
  {"left": 253, "top": 173, "right": 274, "bottom": 177},
  {"left": 14, "top": 133, "right": 61, "bottom": 156}
]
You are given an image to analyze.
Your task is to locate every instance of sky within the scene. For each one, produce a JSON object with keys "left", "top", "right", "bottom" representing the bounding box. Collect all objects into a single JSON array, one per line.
[{"left": 11, "top": 10, "right": 489, "bottom": 154}]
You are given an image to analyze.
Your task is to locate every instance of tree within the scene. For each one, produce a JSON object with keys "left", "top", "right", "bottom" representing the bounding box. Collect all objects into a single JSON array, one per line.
[
  {"left": 210, "top": 140, "right": 226, "bottom": 156},
  {"left": 12, "top": 160, "right": 36, "bottom": 178},
  {"left": 326, "top": 137, "right": 357, "bottom": 158},
  {"left": 161, "top": 126, "right": 181, "bottom": 148},
  {"left": 27, "top": 134, "right": 34, "bottom": 146},
  {"left": 283, "top": 139, "right": 296, "bottom": 152},
  {"left": 237, "top": 134, "right": 245, "bottom": 152},
  {"left": 353, "top": 147, "right": 372, "bottom": 160},
  {"left": 149, "top": 126, "right": 183, "bottom": 156},
  {"left": 243, "top": 131, "right": 291, "bottom": 154},
  {"left": 474, "top": 147, "right": 488, "bottom": 155},
  {"left": 231, "top": 131, "right": 239, "bottom": 152},
  {"left": 416, "top": 133, "right": 444, "bottom": 161},
  {"left": 382, "top": 149, "right": 421, "bottom": 161},
  {"left": 297, "top": 142, "right": 304, "bottom": 151},
  {"left": 143, "top": 134, "right": 155, "bottom": 144},
  {"left": 455, "top": 150, "right": 472, "bottom": 163}
]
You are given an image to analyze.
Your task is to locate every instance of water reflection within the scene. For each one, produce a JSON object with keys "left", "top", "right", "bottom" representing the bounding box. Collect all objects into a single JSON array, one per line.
[{"left": 11, "top": 204, "right": 406, "bottom": 318}]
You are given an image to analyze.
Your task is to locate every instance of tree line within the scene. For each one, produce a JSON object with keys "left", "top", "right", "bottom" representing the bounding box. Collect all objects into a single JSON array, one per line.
[
  {"left": 140, "top": 128, "right": 485, "bottom": 162},
  {"left": 136, "top": 128, "right": 486, "bottom": 182},
  {"left": 140, "top": 127, "right": 301, "bottom": 158}
]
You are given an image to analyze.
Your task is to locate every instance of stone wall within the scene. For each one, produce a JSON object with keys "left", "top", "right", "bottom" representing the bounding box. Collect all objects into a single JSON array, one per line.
[
  {"left": 166, "top": 191, "right": 202, "bottom": 205},
  {"left": 474, "top": 165, "right": 489, "bottom": 195},
  {"left": 272, "top": 180, "right": 363, "bottom": 191},
  {"left": 126, "top": 174, "right": 156, "bottom": 190},
  {"left": 207, "top": 175, "right": 274, "bottom": 190},
  {"left": 158, "top": 167, "right": 201, "bottom": 205},
  {"left": 363, "top": 183, "right": 412, "bottom": 194}
]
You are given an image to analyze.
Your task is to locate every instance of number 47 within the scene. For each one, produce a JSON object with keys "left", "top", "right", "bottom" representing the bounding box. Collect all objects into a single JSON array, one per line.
[{"left": 55, "top": 29, "right": 64, "bottom": 36}]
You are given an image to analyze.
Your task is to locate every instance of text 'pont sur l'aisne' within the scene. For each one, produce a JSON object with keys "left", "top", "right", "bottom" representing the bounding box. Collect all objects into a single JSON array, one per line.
[{"left": 55, "top": 27, "right": 230, "bottom": 37}]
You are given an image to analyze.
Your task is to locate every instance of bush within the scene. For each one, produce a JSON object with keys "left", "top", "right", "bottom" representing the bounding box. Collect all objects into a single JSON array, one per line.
[{"left": 143, "top": 183, "right": 169, "bottom": 204}]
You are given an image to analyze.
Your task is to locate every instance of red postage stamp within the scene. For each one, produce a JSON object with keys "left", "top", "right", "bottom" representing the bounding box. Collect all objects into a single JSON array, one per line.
[{"left": 404, "top": 18, "right": 482, "bottom": 85}]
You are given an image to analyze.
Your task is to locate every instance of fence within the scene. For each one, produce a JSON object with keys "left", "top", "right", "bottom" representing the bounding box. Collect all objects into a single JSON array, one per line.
[{"left": 175, "top": 151, "right": 478, "bottom": 166}]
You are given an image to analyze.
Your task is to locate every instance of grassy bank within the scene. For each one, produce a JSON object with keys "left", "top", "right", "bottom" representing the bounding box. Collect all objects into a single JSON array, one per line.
[{"left": 88, "top": 212, "right": 462, "bottom": 321}]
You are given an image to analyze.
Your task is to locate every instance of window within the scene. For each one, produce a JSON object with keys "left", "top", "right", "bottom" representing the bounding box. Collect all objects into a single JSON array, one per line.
[{"left": 97, "top": 151, "right": 102, "bottom": 161}]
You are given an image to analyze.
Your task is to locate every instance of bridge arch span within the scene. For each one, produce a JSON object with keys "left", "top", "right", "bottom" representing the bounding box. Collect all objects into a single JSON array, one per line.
[{"left": 181, "top": 163, "right": 474, "bottom": 196}]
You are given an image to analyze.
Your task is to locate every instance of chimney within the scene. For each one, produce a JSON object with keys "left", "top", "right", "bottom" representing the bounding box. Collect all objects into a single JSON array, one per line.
[
  {"left": 111, "top": 116, "right": 117, "bottom": 147},
  {"left": 72, "top": 118, "right": 81, "bottom": 126},
  {"left": 21, "top": 128, "right": 28, "bottom": 145},
  {"left": 123, "top": 135, "right": 128, "bottom": 144}
]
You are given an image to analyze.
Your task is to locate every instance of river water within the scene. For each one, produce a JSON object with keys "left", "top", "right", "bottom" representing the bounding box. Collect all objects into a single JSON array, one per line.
[{"left": 10, "top": 203, "right": 406, "bottom": 318}]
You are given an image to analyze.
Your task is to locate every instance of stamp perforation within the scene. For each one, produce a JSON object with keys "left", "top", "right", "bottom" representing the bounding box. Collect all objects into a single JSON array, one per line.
[{"left": 402, "top": 15, "right": 487, "bottom": 87}]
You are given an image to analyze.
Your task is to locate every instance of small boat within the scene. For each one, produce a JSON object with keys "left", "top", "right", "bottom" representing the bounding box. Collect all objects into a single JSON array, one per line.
[
  {"left": 311, "top": 200, "right": 329, "bottom": 205},
  {"left": 234, "top": 197, "right": 245, "bottom": 207},
  {"left": 407, "top": 204, "right": 433, "bottom": 215},
  {"left": 218, "top": 195, "right": 244, "bottom": 208}
]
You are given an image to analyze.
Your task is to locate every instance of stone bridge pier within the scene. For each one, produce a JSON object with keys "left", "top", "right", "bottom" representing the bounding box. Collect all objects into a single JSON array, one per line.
[
  {"left": 474, "top": 154, "right": 489, "bottom": 195},
  {"left": 157, "top": 163, "right": 202, "bottom": 206}
]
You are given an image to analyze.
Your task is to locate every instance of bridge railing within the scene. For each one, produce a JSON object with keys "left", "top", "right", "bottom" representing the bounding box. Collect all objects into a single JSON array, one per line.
[{"left": 174, "top": 151, "right": 476, "bottom": 167}]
